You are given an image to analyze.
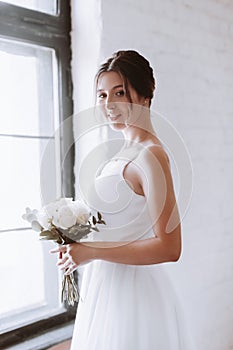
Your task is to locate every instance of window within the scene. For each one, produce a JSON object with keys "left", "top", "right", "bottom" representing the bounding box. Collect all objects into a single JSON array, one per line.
[
  {"left": 0, "top": 1, "right": 75, "bottom": 348},
  {"left": 1, "top": 0, "right": 57, "bottom": 14}
]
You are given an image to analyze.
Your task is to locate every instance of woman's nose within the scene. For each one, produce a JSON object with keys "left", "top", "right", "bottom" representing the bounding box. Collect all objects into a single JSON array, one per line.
[{"left": 106, "top": 95, "right": 116, "bottom": 111}]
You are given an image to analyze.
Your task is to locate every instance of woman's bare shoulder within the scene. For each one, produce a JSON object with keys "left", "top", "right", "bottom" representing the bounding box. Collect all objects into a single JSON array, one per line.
[{"left": 137, "top": 142, "right": 170, "bottom": 169}]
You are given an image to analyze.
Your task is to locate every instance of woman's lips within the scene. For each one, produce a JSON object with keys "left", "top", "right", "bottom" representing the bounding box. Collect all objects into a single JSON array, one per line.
[{"left": 108, "top": 114, "right": 121, "bottom": 121}]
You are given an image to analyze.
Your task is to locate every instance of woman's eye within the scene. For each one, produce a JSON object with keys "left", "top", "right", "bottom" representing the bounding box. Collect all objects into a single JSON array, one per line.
[
  {"left": 116, "top": 90, "right": 125, "bottom": 96},
  {"left": 98, "top": 93, "right": 106, "bottom": 99}
]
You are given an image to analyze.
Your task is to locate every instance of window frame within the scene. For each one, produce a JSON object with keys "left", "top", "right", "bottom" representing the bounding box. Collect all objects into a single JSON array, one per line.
[{"left": 0, "top": 0, "right": 75, "bottom": 348}]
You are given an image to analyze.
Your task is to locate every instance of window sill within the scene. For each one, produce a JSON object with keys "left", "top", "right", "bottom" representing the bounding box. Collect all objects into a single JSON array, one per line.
[{"left": 4, "top": 322, "right": 74, "bottom": 350}]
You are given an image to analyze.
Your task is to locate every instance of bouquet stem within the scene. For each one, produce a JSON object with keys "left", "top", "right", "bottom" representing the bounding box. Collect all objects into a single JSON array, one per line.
[{"left": 61, "top": 272, "right": 79, "bottom": 306}]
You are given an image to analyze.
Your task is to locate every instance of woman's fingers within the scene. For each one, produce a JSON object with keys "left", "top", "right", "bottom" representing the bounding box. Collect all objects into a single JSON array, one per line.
[
  {"left": 56, "top": 255, "right": 69, "bottom": 266},
  {"left": 64, "top": 263, "right": 77, "bottom": 275},
  {"left": 49, "top": 244, "right": 79, "bottom": 274},
  {"left": 60, "top": 258, "right": 73, "bottom": 270},
  {"left": 55, "top": 252, "right": 75, "bottom": 270},
  {"left": 50, "top": 245, "right": 67, "bottom": 254},
  {"left": 59, "top": 258, "right": 77, "bottom": 273}
]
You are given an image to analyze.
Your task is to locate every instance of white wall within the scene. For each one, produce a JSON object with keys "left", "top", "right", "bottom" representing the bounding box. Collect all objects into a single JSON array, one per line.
[{"left": 71, "top": 1, "right": 233, "bottom": 349}]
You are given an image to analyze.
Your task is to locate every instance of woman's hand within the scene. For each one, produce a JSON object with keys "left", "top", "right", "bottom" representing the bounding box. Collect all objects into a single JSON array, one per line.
[{"left": 50, "top": 243, "right": 95, "bottom": 275}]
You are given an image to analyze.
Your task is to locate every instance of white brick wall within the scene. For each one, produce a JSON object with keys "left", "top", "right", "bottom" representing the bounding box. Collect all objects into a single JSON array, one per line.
[{"left": 71, "top": 1, "right": 233, "bottom": 348}]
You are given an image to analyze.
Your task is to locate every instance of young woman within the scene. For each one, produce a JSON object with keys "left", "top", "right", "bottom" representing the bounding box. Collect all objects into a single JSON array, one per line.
[{"left": 52, "top": 50, "right": 195, "bottom": 349}]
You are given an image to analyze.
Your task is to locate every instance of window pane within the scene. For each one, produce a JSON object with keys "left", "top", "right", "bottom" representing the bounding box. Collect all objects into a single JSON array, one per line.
[
  {"left": 0, "top": 41, "right": 57, "bottom": 137},
  {"left": 0, "top": 137, "right": 58, "bottom": 231},
  {"left": 0, "top": 0, "right": 57, "bottom": 15},
  {"left": 0, "top": 230, "right": 45, "bottom": 315},
  {"left": 0, "top": 39, "right": 63, "bottom": 330},
  {"left": 0, "top": 230, "right": 60, "bottom": 330}
]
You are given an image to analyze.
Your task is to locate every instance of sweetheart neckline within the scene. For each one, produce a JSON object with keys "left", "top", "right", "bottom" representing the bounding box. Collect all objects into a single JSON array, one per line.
[{"left": 96, "top": 158, "right": 146, "bottom": 199}]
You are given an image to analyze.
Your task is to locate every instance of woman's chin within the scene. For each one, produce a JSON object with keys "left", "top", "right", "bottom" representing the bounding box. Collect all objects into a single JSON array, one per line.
[{"left": 109, "top": 122, "right": 126, "bottom": 131}]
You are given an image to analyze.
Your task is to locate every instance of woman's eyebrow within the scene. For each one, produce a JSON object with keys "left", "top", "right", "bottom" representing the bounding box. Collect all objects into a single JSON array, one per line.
[{"left": 97, "top": 84, "right": 124, "bottom": 92}]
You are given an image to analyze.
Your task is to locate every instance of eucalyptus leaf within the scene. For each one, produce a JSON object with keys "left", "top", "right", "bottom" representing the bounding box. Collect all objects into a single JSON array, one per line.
[
  {"left": 40, "top": 236, "right": 55, "bottom": 241},
  {"left": 40, "top": 230, "right": 53, "bottom": 236},
  {"left": 92, "top": 216, "right": 97, "bottom": 225},
  {"left": 40, "top": 232, "right": 59, "bottom": 241},
  {"left": 60, "top": 226, "right": 92, "bottom": 243}
]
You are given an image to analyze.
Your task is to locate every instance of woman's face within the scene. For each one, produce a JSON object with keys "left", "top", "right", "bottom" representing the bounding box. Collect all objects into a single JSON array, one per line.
[{"left": 96, "top": 71, "right": 146, "bottom": 131}]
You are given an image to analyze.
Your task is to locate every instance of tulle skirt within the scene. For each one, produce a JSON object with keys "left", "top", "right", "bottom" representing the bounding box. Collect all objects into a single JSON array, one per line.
[{"left": 70, "top": 260, "right": 195, "bottom": 350}]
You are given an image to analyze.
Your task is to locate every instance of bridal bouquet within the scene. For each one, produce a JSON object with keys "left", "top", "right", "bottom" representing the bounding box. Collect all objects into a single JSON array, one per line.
[{"left": 22, "top": 197, "right": 105, "bottom": 305}]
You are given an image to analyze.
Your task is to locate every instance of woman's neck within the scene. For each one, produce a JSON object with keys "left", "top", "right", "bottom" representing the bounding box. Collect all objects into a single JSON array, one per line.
[{"left": 122, "top": 128, "right": 156, "bottom": 148}]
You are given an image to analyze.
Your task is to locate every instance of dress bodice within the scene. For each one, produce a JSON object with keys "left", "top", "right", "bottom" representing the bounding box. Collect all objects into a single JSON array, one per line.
[{"left": 83, "top": 146, "right": 155, "bottom": 243}]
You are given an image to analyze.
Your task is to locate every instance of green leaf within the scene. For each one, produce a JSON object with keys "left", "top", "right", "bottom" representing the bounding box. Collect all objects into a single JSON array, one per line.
[
  {"left": 40, "top": 237, "right": 56, "bottom": 241},
  {"left": 92, "top": 216, "right": 97, "bottom": 225},
  {"left": 40, "top": 230, "right": 53, "bottom": 236},
  {"left": 99, "top": 220, "right": 106, "bottom": 225},
  {"left": 39, "top": 229, "right": 61, "bottom": 243}
]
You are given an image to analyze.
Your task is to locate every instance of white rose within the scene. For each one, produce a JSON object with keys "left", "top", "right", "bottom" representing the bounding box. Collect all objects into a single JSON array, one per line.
[
  {"left": 42, "top": 198, "right": 72, "bottom": 218},
  {"left": 73, "top": 200, "right": 90, "bottom": 225},
  {"left": 43, "top": 202, "right": 57, "bottom": 217},
  {"left": 55, "top": 205, "right": 77, "bottom": 229},
  {"left": 37, "top": 208, "right": 52, "bottom": 229},
  {"left": 39, "top": 198, "right": 72, "bottom": 228},
  {"left": 56, "top": 197, "right": 73, "bottom": 208}
]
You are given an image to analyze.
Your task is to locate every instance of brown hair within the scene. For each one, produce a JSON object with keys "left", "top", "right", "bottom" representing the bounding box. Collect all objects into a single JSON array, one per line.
[{"left": 95, "top": 50, "right": 156, "bottom": 107}]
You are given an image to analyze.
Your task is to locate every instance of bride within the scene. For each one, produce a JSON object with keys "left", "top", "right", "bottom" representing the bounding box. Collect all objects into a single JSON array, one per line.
[{"left": 51, "top": 50, "right": 195, "bottom": 349}]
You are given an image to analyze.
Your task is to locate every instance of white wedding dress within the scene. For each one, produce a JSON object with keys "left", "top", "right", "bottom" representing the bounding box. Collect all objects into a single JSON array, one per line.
[{"left": 70, "top": 146, "right": 195, "bottom": 350}]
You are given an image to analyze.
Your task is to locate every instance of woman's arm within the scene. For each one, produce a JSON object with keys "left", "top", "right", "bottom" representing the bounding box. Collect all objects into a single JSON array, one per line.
[
  {"left": 51, "top": 146, "right": 181, "bottom": 272},
  {"left": 51, "top": 233, "right": 181, "bottom": 275},
  {"left": 84, "top": 234, "right": 181, "bottom": 265}
]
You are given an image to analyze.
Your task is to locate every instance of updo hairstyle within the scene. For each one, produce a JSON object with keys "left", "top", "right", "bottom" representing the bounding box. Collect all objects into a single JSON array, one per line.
[{"left": 95, "top": 50, "right": 156, "bottom": 107}]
